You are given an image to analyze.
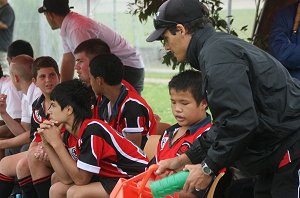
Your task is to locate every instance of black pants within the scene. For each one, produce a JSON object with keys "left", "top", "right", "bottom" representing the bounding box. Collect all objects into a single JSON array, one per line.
[
  {"left": 123, "top": 66, "right": 144, "bottom": 95},
  {"left": 254, "top": 158, "right": 300, "bottom": 198}
]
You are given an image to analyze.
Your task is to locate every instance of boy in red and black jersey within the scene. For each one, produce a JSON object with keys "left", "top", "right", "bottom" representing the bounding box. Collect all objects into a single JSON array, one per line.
[
  {"left": 39, "top": 79, "right": 149, "bottom": 197},
  {"left": 148, "top": 70, "right": 212, "bottom": 198},
  {"left": 89, "top": 54, "right": 156, "bottom": 149}
]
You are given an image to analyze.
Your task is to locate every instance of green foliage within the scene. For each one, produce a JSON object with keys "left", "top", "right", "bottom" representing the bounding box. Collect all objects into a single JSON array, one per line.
[{"left": 128, "top": 0, "right": 249, "bottom": 71}]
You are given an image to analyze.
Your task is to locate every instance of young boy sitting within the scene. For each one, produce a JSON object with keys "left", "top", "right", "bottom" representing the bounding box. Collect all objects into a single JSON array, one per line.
[
  {"left": 149, "top": 70, "right": 212, "bottom": 198},
  {"left": 89, "top": 54, "right": 156, "bottom": 149},
  {"left": 38, "top": 79, "right": 149, "bottom": 198},
  {"left": 0, "top": 56, "right": 60, "bottom": 198}
]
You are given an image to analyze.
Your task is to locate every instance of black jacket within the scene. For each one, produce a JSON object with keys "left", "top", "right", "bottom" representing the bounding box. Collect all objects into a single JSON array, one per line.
[{"left": 185, "top": 25, "right": 300, "bottom": 176}]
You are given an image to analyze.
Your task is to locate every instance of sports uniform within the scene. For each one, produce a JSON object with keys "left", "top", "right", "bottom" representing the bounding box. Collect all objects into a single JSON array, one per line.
[
  {"left": 154, "top": 116, "right": 211, "bottom": 164},
  {"left": 76, "top": 119, "right": 149, "bottom": 193},
  {"left": 94, "top": 85, "right": 156, "bottom": 149}
]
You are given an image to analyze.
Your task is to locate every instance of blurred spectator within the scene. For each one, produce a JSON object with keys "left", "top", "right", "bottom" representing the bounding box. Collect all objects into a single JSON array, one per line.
[
  {"left": 0, "top": 0, "right": 15, "bottom": 75},
  {"left": 38, "top": 0, "right": 145, "bottom": 94},
  {"left": 269, "top": 2, "right": 300, "bottom": 80}
]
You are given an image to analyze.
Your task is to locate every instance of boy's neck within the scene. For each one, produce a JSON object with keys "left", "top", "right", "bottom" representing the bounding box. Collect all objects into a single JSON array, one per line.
[{"left": 103, "top": 84, "right": 122, "bottom": 107}]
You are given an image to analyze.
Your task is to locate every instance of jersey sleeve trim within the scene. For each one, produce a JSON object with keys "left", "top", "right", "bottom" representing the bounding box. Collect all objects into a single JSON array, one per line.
[
  {"left": 77, "top": 160, "right": 100, "bottom": 174},
  {"left": 122, "top": 127, "right": 144, "bottom": 133}
]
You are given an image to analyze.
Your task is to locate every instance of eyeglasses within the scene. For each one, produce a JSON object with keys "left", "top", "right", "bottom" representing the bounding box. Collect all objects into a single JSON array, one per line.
[{"left": 154, "top": 18, "right": 178, "bottom": 29}]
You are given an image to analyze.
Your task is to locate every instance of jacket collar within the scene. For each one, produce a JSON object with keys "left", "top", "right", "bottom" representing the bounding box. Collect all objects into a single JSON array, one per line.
[{"left": 186, "top": 24, "right": 215, "bottom": 70}]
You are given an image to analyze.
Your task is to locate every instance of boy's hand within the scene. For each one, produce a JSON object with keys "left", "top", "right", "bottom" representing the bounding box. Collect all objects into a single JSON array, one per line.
[
  {"left": 38, "top": 120, "right": 61, "bottom": 147},
  {"left": 34, "top": 142, "right": 49, "bottom": 161}
]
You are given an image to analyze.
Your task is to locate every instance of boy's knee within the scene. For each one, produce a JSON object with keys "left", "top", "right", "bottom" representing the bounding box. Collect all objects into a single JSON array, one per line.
[
  {"left": 16, "top": 157, "right": 29, "bottom": 177},
  {"left": 67, "top": 186, "right": 83, "bottom": 198}
]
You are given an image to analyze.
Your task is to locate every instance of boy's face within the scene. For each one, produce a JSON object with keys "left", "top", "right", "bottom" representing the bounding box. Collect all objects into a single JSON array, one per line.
[
  {"left": 33, "top": 67, "right": 60, "bottom": 96},
  {"left": 74, "top": 52, "right": 90, "bottom": 85},
  {"left": 48, "top": 100, "right": 68, "bottom": 124},
  {"left": 170, "top": 89, "right": 207, "bottom": 127}
]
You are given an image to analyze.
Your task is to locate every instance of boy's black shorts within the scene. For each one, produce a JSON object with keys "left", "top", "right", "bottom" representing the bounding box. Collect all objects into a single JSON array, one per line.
[{"left": 91, "top": 176, "right": 119, "bottom": 194}]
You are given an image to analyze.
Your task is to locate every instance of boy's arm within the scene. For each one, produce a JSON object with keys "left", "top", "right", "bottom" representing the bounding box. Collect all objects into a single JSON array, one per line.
[
  {"left": 39, "top": 123, "right": 93, "bottom": 185},
  {"left": 0, "top": 94, "right": 28, "bottom": 136},
  {"left": 0, "top": 131, "right": 30, "bottom": 149},
  {"left": 121, "top": 102, "right": 150, "bottom": 147},
  {"left": 41, "top": 140, "right": 73, "bottom": 184}
]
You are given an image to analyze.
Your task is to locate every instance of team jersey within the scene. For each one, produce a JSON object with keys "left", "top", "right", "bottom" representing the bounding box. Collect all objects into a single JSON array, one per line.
[
  {"left": 153, "top": 116, "right": 212, "bottom": 164},
  {"left": 76, "top": 119, "right": 149, "bottom": 178},
  {"left": 63, "top": 132, "right": 79, "bottom": 161},
  {"left": 93, "top": 85, "right": 156, "bottom": 149},
  {"left": 31, "top": 95, "right": 47, "bottom": 142}
]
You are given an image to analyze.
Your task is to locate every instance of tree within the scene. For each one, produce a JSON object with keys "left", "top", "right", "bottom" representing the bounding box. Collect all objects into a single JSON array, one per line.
[{"left": 128, "top": 0, "right": 254, "bottom": 71}]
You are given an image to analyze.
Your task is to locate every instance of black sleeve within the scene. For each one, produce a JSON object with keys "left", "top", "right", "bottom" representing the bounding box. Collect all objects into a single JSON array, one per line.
[{"left": 186, "top": 62, "right": 258, "bottom": 174}]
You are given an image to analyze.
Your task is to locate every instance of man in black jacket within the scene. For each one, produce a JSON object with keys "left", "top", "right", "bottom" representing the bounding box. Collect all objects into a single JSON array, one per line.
[{"left": 147, "top": 0, "right": 300, "bottom": 197}]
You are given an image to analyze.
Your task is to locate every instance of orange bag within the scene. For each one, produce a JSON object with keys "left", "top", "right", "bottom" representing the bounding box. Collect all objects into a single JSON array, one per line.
[{"left": 110, "top": 164, "right": 158, "bottom": 198}]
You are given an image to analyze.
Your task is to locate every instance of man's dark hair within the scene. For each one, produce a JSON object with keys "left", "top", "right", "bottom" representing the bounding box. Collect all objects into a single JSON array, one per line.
[
  {"left": 74, "top": 39, "right": 111, "bottom": 60},
  {"left": 169, "top": 17, "right": 211, "bottom": 35},
  {"left": 32, "top": 56, "right": 60, "bottom": 79},
  {"left": 89, "top": 54, "right": 124, "bottom": 86},
  {"left": 7, "top": 40, "right": 34, "bottom": 59},
  {"left": 168, "top": 70, "right": 204, "bottom": 105},
  {"left": 50, "top": 79, "right": 92, "bottom": 132}
]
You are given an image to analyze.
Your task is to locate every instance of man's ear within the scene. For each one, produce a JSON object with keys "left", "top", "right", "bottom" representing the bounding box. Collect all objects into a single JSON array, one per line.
[
  {"left": 176, "top": 24, "right": 188, "bottom": 35},
  {"left": 32, "top": 77, "right": 37, "bottom": 85}
]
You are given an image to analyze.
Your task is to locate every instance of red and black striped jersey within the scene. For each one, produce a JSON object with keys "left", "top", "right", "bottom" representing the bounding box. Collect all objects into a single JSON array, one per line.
[
  {"left": 93, "top": 85, "right": 156, "bottom": 149},
  {"left": 76, "top": 119, "right": 149, "bottom": 178},
  {"left": 155, "top": 116, "right": 212, "bottom": 164}
]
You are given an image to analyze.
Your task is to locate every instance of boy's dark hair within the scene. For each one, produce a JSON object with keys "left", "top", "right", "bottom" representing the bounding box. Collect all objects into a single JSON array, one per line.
[
  {"left": 74, "top": 39, "right": 111, "bottom": 60},
  {"left": 32, "top": 56, "right": 60, "bottom": 79},
  {"left": 89, "top": 54, "right": 124, "bottom": 86},
  {"left": 168, "top": 70, "right": 203, "bottom": 105},
  {"left": 7, "top": 40, "right": 34, "bottom": 59},
  {"left": 50, "top": 79, "right": 92, "bottom": 132}
]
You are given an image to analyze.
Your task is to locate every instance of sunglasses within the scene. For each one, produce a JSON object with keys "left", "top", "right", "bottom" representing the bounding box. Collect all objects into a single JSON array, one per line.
[{"left": 154, "top": 18, "right": 178, "bottom": 29}]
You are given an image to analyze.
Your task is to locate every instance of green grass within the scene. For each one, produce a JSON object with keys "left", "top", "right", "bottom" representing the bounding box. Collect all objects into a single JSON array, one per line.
[
  {"left": 142, "top": 82, "right": 176, "bottom": 124},
  {"left": 145, "top": 72, "right": 175, "bottom": 79}
]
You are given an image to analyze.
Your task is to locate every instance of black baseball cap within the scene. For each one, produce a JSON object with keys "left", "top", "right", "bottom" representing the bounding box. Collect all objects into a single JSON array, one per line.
[
  {"left": 38, "top": 0, "right": 72, "bottom": 15},
  {"left": 146, "top": 0, "right": 209, "bottom": 42}
]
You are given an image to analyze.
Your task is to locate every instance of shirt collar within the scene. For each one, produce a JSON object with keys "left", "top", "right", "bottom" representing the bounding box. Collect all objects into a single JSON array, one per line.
[{"left": 188, "top": 114, "right": 211, "bottom": 135}]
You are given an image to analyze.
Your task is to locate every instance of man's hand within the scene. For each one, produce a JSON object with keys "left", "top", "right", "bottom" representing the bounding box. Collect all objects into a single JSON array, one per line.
[
  {"left": 156, "top": 154, "right": 191, "bottom": 178},
  {"left": 183, "top": 164, "right": 213, "bottom": 193}
]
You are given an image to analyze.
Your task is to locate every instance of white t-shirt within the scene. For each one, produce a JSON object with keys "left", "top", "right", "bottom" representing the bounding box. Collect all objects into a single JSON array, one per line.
[
  {"left": 0, "top": 76, "right": 22, "bottom": 119},
  {"left": 60, "top": 12, "right": 144, "bottom": 69},
  {"left": 21, "top": 82, "right": 42, "bottom": 123}
]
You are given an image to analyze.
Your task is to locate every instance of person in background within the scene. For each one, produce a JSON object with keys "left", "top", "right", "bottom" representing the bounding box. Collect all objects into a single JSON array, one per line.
[
  {"left": 147, "top": 0, "right": 300, "bottom": 197},
  {"left": 0, "top": 55, "right": 41, "bottom": 160},
  {"left": 89, "top": 54, "right": 156, "bottom": 149},
  {"left": 269, "top": 1, "right": 300, "bottom": 80},
  {"left": 38, "top": 0, "right": 145, "bottom": 94},
  {"left": 0, "top": 56, "right": 60, "bottom": 198},
  {"left": 0, "top": 0, "right": 15, "bottom": 76}
]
